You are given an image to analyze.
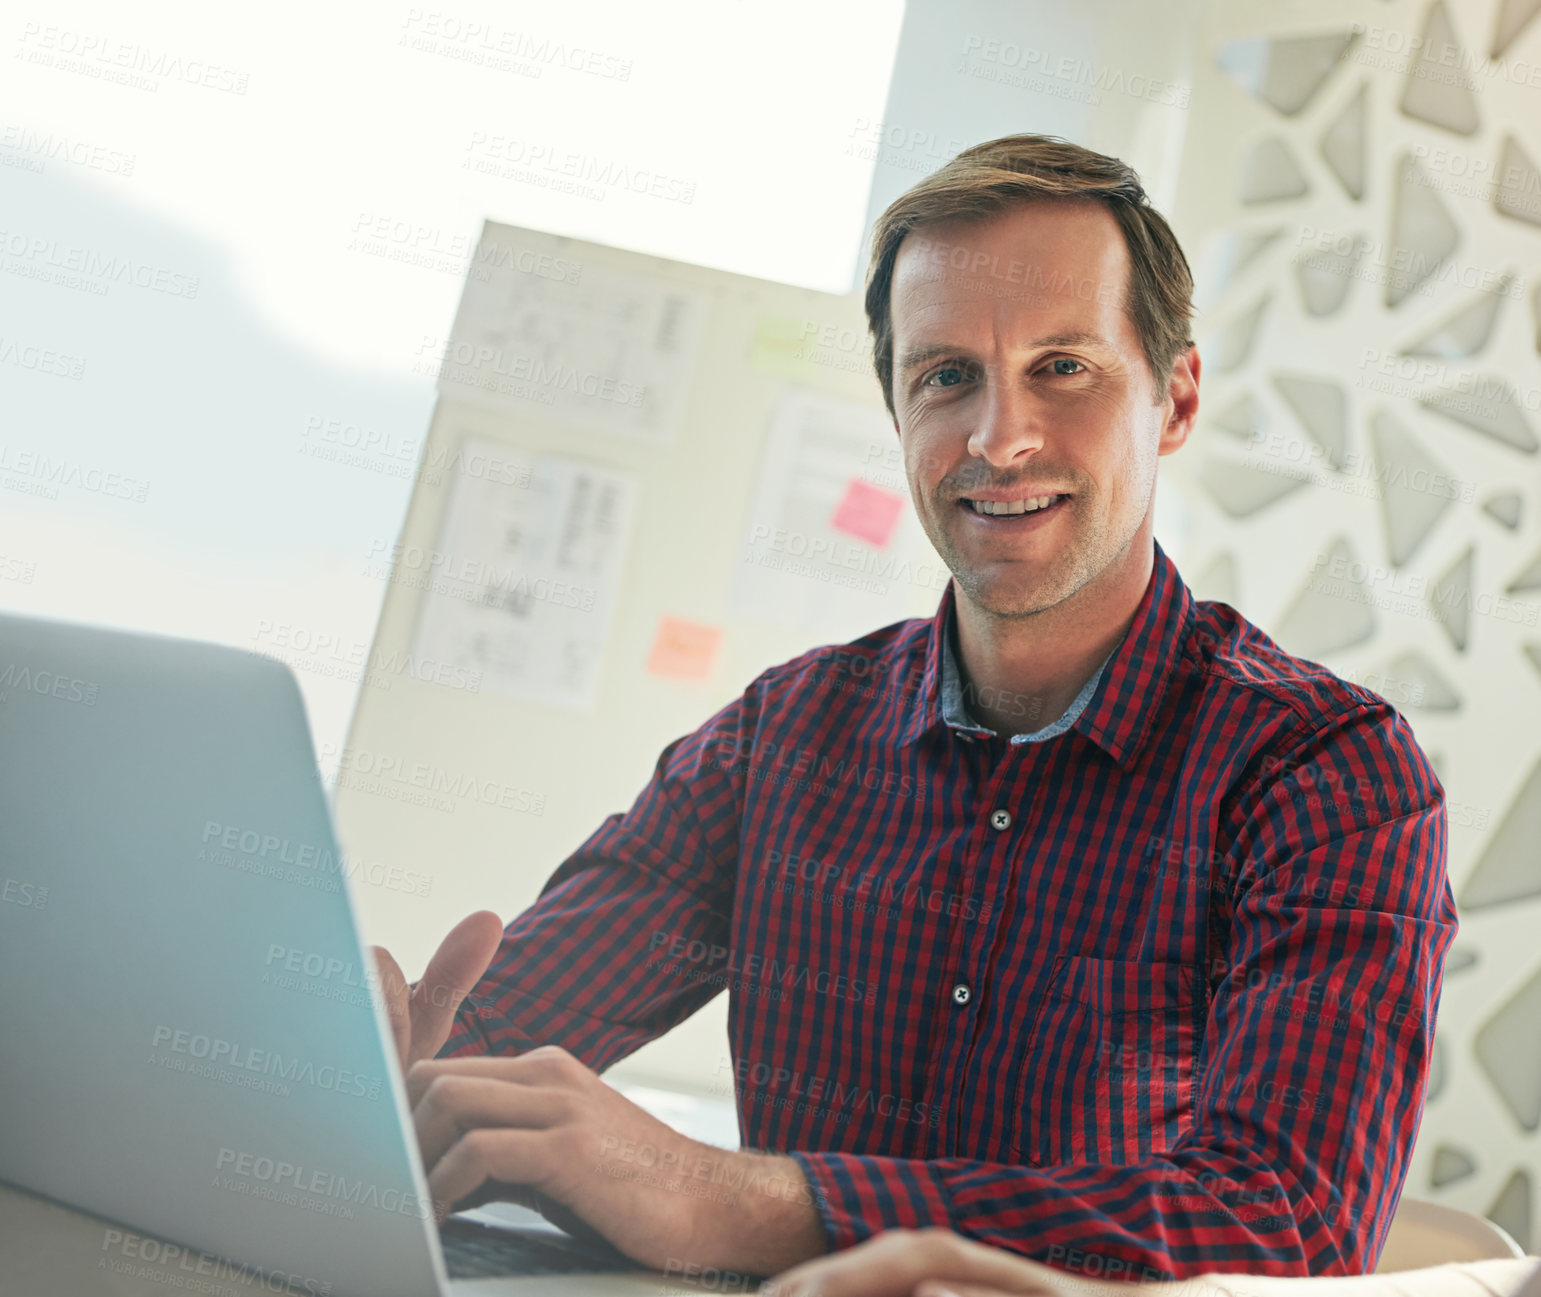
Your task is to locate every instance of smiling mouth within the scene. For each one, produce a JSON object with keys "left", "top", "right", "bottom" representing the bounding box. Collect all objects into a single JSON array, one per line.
[{"left": 961, "top": 493, "right": 1070, "bottom": 517}]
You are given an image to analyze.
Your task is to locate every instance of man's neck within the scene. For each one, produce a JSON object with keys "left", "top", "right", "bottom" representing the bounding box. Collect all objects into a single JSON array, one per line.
[{"left": 953, "top": 538, "right": 1154, "bottom": 738}]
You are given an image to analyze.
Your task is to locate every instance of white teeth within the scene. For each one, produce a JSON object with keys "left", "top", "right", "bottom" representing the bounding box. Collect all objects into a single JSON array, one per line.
[{"left": 968, "top": 494, "right": 1061, "bottom": 516}]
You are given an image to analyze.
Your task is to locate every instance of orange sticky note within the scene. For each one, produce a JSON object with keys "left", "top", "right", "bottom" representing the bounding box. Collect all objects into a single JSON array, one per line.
[
  {"left": 830, "top": 478, "right": 905, "bottom": 549},
  {"left": 646, "top": 615, "right": 723, "bottom": 681}
]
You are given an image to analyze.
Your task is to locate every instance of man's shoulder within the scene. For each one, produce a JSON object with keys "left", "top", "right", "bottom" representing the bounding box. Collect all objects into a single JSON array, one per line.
[
  {"left": 1187, "top": 594, "right": 1414, "bottom": 749},
  {"left": 1186, "top": 597, "right": 1446, "bottom": 889}
]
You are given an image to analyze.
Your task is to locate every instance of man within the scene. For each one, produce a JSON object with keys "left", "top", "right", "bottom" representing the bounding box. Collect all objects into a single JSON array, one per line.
[{"left": 372, "top": 133, "right": 1455, "bottom": 1283}]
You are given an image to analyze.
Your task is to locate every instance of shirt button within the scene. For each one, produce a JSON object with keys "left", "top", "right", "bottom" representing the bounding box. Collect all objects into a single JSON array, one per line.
[
  {"left": 990, "top": 808, "right": 1012, "bottom": 831},
  {"left": 952, "top": 982, "right": 972, "bottom": 1006}
]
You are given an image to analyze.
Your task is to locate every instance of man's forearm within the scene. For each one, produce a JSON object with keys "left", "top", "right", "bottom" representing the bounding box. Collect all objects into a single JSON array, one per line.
[{"left": 681, "top": 1151, "right": 828, "bottom": 1276}]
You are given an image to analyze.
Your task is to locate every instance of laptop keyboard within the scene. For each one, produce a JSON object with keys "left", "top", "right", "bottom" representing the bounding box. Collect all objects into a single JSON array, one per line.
[{"left": 439, "top": 1215, "right": 638, "bottom": 1278}]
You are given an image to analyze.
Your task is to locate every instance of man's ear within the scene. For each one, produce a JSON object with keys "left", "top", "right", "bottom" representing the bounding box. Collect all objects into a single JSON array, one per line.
[{"left": 1158, "top": 343, "right": 1200, "bottom": 456}]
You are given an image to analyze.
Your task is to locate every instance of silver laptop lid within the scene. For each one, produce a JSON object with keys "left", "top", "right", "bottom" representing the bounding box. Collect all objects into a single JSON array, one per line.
[{"left": 0, "top": 611, "right": 448, "bottom": 1297}]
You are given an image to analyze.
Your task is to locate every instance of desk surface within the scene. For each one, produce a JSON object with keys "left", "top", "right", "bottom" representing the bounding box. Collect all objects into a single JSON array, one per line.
[
  {"left": 0, "top": 1179, "right": 282, "bottom": 1297},
  {"left": 0, "top": 1181, "right": 733, "bottom": 1297},
  {"left": 0, "top": 1084, "right": 739, "bottom": 1297},
  {"left": 12, "top": 1176, "right": 1541, "bottom": 1297}
]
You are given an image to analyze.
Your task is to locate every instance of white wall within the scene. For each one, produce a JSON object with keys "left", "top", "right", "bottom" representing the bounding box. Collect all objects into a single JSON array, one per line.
[
  {"left": 0, "top": 0, "right": 901, "bottom": 772},
  {"left": 1164, "top": 0, "right": 1541, "bottom": 1249}
]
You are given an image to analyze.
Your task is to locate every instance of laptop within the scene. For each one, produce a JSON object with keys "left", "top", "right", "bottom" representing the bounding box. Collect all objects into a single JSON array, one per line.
[{"left": 0, "top": 610, "right": 753, "bottom": 1295}]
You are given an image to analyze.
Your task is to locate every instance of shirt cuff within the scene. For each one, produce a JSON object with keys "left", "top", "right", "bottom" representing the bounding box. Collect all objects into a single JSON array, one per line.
[{"left": 788, "top": 1151, "right": 955, "bottom": 1251}]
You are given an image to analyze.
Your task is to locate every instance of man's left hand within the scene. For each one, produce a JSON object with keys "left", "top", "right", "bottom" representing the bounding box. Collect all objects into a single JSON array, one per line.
[
  {"left": 762, "top": 1228, "right": 1147, "bottom": 1297},
  {"left": 407, "top": 1046, "right": 826, "bottom": 1275}
]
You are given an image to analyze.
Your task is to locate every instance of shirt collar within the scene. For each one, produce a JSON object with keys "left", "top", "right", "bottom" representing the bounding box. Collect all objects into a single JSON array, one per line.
[{"left": 897, "top": 538, "right": 1196, "bottom": 770}]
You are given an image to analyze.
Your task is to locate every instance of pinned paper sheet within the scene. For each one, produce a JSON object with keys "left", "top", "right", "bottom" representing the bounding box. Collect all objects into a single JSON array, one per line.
[
  {"left": 439, "top": 230, "right": 705, "bottom": 445},
  {"left": 410, "top": 439, "right": 639, "bottom": 710},
  {"left": 830, "top": 478, "right": 905, "bottom": 549},
  {"left": 646, "top": 615, "right": 723, "bottom": 681},
  {"left": 730, "top": 389, "right": 943, "bottom": 637}
]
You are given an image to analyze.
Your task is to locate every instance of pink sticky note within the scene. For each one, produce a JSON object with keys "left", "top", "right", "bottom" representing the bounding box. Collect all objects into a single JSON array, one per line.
[
  {"left": 646, "top": 615, "right": 723, "bottom": 681},
  {"left": 830, "top": 478, "right": 905, "bottom": 549}
]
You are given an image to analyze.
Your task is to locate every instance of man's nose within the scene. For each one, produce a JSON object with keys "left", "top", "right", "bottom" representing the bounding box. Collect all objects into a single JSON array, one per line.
[{"left": 965, "top": 373, "right": 1046, "bottom": 467}]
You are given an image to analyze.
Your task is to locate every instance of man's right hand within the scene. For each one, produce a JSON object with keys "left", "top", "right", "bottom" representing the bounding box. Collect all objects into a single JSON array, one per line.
[{"left": 371, "top": 910, "right": 504, "bottom": 1071}]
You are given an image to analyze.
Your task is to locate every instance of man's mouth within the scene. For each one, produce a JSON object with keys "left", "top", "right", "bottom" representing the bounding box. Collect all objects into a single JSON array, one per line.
[{"left": 960, "top": 492, "right": 1070, "bottom": 518}]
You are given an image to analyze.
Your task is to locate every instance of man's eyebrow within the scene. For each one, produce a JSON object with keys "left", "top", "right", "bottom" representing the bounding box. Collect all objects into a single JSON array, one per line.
[
  {"left": 1031, "top": 331, "right": 1110, "bottom": 351},
  {"left": 897, "top": 344, "right": 961, "bottom": 373},
  {"left": 897, "top": 332, "right": 1112, "bottom": 373}
]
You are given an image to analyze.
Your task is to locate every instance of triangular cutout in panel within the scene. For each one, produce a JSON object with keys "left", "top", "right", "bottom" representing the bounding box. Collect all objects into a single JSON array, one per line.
[
  {"left": 1215, "top": 30, "right": 1359, "bottom": 115},
  {"left": 1387, "top": 155, "right": 1460, "bottom": 308},
  {"left": 1210, "top": 391, "right": 1267, "bottom": 443},
  {"left": 1377, "top": 649, "right": 1462, "bottom": 711},
  {"left": 1428, "top": 1038, "right": 1446, "bottom": 1099},
  {"left": 1272, "top": 373, "right": 1348, "bottom": 468},
  {"left": 1196, "top": 457, "right": 1312, "bottom": 518},
  {"left": 1240, "top": 137, "right": 1310, "bottom": 205},
  {"left": 1274, "top": 537, "right": 1377, "bottom": 657},
  {"left": 1511, "top": 550, "right": 1541, "bottom": 594},
  {"left": 1487, "top": 1171, "right": 1532, "bottom": 1253},
  {"left": 1484, "top": 490, "right": 1523, "bottom": 529},
  {"left": 1197, "top": 227, "right": 1286, "bottom": 306},
  {"left": 1494, "top": 134, "right": 1541, "bottom": 229},
  {"left": 1446, "top": 948, "right": 1478, "bottom": 975},
  {"left": 1421, "top": 377, "right": 1540, "bottom": 453},
  {"left": 1205, "top": 295, "right": 1272, "bottom": 373},
  {"left": 1431, "top": 1146, "right": 1477, "bottom": 1187},
  {"left": 1296, "top": 237, "right": 1361, "bottom": 316},
  {"left": 1401, "top": 277, "right": 1511, "bottom": 358},
  {"left": 1320, "top": 82, "right": 1369, "bottom": 200},
  {"left": 1399, "top": 1, "right": 1481, "bottom": 135},
  {"left": 1477, "top": 970, "right": 1541, "bottom": 1126},
  {"left": 1459, "top": 756, "right": 1541, "bottom": 909},
  {"left": 1429, "top": 544, "right": 1475, "bottom": 652},
  {"left": 1370, "top": 411, "right": 1458, "bottom": 565},
  {"left": 1492, "top": 0, "right": 1541, "bottom": 57}
]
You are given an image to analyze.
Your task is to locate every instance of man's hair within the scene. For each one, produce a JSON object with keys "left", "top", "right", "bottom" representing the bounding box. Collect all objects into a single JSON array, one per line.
[{"left": 865, "top": 133, "right": 1195, "bottom": 418}]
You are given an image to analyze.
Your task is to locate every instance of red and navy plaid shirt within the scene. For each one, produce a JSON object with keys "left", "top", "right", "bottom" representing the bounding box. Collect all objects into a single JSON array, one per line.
[{"left": 443, "top": 538, "right": 1455, "bottom": 1280}]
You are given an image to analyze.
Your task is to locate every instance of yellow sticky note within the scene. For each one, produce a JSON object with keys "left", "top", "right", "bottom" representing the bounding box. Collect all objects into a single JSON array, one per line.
[
  {"left": 646, "top": 615, "right": 723, "bottom": 681},
  {"left": 750, "top": 316, "right": 817, "bottom": 379}
]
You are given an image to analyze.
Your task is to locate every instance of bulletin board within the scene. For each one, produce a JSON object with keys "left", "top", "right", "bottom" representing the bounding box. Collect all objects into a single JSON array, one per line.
[{"left": 332, "top": 220, "right": 946, "bottom": 1095}]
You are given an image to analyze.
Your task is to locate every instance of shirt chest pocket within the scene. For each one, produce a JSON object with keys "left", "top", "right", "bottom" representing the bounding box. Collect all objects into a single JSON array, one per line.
[{"left": 1010, "top": 955, "right": 1199, "bottom": 1167}]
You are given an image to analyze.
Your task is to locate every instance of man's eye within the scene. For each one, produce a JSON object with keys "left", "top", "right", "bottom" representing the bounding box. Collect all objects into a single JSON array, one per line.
[
  {"left": 1049, "top": 358, "right": 1083, "bottom": 375},
  {"left": 926, "top": 365, "right": 968, "bottom": 388}
]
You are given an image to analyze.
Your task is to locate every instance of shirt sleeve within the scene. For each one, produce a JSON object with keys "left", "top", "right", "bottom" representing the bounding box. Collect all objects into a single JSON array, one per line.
[
  {"left": 438, "top": 677, "right": 761, "bottom": 1069},
  {"left": 789, "top": 701, "right": 1458, "bottom": 1281}
]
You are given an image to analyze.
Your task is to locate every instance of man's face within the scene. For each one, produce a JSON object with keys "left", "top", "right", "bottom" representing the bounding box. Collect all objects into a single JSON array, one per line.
[{"left": 888, "top": 199, "right": 1193, "bottom": 619}]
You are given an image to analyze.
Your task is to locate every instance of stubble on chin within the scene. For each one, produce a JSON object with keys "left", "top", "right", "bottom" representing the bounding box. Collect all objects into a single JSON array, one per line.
[
  {"left": 947, "top": 539, "right": 1089, "bottom": 620},
  {"left": 955, "top": 501, "right": 1138, "bottom": 621},
  {"left": 960, "top": 569, "right": 1075, "bottom": 620}
]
